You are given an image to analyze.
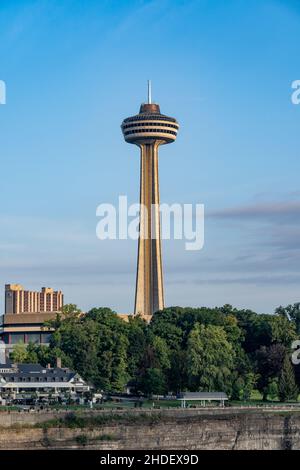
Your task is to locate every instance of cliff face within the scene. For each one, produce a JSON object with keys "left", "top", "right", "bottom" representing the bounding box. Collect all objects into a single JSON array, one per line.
[{"left": 0, "top": 409, "right": 299, "bottom": 450}]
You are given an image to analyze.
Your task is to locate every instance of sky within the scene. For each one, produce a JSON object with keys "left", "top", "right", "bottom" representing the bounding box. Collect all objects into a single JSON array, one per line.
[{"left": 0, "top": 0, "right": 300, "bottom": 314}]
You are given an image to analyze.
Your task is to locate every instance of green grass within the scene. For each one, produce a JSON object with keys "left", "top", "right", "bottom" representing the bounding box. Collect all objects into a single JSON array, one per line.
[
  {"left": 229, "top": 389, "right": 300, "bottom": 407},
  {"left": 0, "top": 406, "right": 20, "bottom": 411}
]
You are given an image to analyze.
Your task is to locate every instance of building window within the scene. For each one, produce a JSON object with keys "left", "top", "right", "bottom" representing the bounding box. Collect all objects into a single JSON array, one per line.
[
  {"left": 26, "top": 333, "right": 41, "bottom": 344},
  {"left": 10, "top": 334, "right": 25, "bottom": 345},
  {"left": 41, "top": 333, "right": 52, "bottom": 344}
]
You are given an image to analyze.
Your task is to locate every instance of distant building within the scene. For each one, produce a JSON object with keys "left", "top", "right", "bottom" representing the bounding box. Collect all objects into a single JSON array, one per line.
[
  {"left": 5, "top": 284, "right": 63, "bottom": 314},
  {"left": 1, "top": 284, "right": 64, "bottom": 353},
  {"left": 0, "top": 362, "right": 90, "bottom": 402},
  {"left": 0, "top": 313, "right": 56, "bottom": 352}
]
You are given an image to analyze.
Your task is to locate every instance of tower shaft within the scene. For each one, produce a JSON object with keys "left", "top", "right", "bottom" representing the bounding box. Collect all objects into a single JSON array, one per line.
[{"left": 135, "top": 143, "right": 164, "bottom": 317}]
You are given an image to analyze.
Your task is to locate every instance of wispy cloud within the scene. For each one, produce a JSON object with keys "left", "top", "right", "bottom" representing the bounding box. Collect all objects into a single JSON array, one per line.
[
  {"left": 169, "top": 272, "right": 300, "bottom": 286},
  {"left": 209, "top": 200, "right": 300, "bottom": 223}
]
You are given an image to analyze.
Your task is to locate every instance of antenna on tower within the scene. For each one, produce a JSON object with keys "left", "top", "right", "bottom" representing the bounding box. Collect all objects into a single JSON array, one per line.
[{"left": 147, "top": 80, "right": 152, "bottom": 104}]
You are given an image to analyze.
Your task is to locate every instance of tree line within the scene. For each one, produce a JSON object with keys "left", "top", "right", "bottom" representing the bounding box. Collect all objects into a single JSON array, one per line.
[{"left": 12, "top": 303, "right": 300, "bottom": 402}]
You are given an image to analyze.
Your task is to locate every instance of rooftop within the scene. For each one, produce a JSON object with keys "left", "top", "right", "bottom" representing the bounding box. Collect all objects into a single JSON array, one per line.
[
  {"left": 0, "top": 363, "right": 77, "bottom": 382},
  {"left": 178, "top": 392, "right": 228, "bottom": 400},
  {"left": 1, "top": 312, "right": 58, "bottom": 326}
]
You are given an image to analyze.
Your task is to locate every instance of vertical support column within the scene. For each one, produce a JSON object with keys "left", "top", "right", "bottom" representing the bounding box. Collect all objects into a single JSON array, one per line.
[{"left": 134, "top": 143, "right": 165, "bottom": 317}]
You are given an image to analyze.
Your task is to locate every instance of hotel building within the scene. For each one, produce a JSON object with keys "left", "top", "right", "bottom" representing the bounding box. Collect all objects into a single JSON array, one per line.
[{"left": 5, "top": 284, "right": 63, "bottom": 314}]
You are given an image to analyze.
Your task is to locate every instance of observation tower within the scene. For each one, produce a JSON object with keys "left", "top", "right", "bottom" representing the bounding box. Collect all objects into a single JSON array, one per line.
[{"left": 121, "top": 82, "right": 179, "bottom": 319}]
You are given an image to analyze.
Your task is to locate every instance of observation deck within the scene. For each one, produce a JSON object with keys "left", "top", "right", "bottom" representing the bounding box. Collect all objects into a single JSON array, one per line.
[{"left": 121, "top": 103, "right": 179, "bottom": 145}]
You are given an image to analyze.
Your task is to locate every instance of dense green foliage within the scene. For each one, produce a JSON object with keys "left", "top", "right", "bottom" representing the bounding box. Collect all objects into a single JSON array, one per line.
[
  {"left": 12, "top": 303, "right": 300, "bottom": 401},
  {"left": 278, "top": 355, "right": 299, "bottom": 401}
]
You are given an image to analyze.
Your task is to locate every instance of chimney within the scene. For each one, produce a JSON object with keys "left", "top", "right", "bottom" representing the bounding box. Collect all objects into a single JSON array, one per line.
[{"left": 56, "top": 357, "right": 62, "bottom": 368}]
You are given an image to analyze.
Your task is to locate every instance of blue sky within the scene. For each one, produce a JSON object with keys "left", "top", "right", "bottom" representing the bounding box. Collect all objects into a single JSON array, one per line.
[{"left": 0, "top": 0, "right": 300, "bottom": 314}]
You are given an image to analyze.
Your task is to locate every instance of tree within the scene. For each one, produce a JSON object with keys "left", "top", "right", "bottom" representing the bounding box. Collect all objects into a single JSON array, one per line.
[
  {"left": 235, "top": 312, "right": 275, "bottom": 354},
  {"left": 11, "top": 343, "right": 28, "bottom": 363},
  {"left": 134, "top": 333, "right": 171, "bottom": 395},
  {"left": 278, "top": 355, "right": 299, "bottom": 402},
  {"left": 242, "top": 373, "right": 257, "bottom": 401},
  {"left": 276, "top": 303, "right": 300, "bottom": 335},
  {"left": 139, "top": 368, "right": 167, "bottom": 396},
  {"left": 269, "top": 315, "right": 296, "bottom": 346},
  {"left": 151, "top": 336, "right": 171, "bottom": 370},
  {"left": 24, "top": 343, "right": 38, "bottom": 363},
  {"left": 150, "top": 308, "right": 184, "bottom": 351},
  {"left": 255, "top": 343, "right": 286, "bottom": 400},
  {"left": 231, "top": 376, "right": 244, "bottom": 401},
  {"left": 50, "top": 307, "right": 129, "bottom": 392},
  {"left": 127, "top": 316, "right": 148, "bottom": 378},
  {"left": 44, "top": 303, "right": 82, "bottom": 330},
  {"left": 231, "top": 372, "right": 257, "bottom": 401},
  {"left": 187, "top": 324, "right": 235, "bottom": 393},
  {"left": 168, "top": 349, "right": 188, "bottom": 394},
  {"left": 267, "top": 379, "right": 278, "bottom": 402}
]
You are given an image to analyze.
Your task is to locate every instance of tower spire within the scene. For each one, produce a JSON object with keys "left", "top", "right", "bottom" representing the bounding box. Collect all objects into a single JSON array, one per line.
[{"left": 147, "top": 80, "right": 152, "bottom": 104}]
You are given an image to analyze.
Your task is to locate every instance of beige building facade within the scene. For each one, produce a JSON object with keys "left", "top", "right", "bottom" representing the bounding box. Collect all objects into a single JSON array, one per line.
[{"left": 5, "top": 284, "right": 63, "bottom": 315}]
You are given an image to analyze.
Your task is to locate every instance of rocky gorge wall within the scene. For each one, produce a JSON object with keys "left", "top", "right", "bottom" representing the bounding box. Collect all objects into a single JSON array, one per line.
[{"left": 0, "top": 408, "right": 299, "bottom": 450}]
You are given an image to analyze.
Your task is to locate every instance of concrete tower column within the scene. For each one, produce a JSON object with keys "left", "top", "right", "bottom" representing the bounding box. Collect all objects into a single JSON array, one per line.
[{"left": 135, "top": 142, "right": 164, "bottom": 317}]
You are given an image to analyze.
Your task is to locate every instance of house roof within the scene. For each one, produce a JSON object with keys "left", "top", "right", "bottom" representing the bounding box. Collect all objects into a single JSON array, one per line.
[
  {"left": 1, "top": 313, "right": 57, "bottom": 325},
  {"left": 178, "top": 392, "right": 228, "bottom": 400},
  {"left": 0, "top": 362, "right": 14, "bottom": 369},
  {"left": 0, "top": 363, "right": 78, "bottom": 383},
  {"left": 17, "top": 364, "right": 44, "bottom": 372}
]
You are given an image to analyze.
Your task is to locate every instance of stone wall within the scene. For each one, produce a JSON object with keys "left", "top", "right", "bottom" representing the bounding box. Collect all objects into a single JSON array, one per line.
[{"left": 0, "top": 409, "right": 299, "bottom": 450}]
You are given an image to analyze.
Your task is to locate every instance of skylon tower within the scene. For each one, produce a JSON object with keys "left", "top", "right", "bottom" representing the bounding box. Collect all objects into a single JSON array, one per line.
[{"left": 121, "top": 82, "right": 179, "bottom": 318}]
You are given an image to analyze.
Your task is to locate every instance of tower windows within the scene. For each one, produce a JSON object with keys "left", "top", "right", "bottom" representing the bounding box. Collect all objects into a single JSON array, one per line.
[{"left": 124, "top": 128, "right": 177, "bottom": 136}]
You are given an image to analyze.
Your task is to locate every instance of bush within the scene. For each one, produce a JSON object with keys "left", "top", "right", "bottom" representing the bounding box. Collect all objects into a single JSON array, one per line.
[{"left": 76, "top": 434, "right": 88, "bottom": 446}]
